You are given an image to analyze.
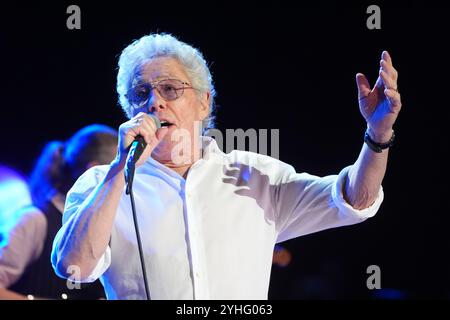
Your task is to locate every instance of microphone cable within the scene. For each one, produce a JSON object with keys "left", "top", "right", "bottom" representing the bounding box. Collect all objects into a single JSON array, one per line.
[{"left": 123, "top": 114, "right": 161, "bottom": 300}]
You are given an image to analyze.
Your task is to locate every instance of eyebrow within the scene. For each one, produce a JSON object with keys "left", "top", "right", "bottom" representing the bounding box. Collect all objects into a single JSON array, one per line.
[{"left": 133, "top": 73, "right": 174, "bottom": 84}]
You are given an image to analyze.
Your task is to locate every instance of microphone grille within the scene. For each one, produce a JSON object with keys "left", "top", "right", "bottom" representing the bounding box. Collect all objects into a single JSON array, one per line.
[{"left": 148, "top": 114, "right": 161, "bottom": 129}]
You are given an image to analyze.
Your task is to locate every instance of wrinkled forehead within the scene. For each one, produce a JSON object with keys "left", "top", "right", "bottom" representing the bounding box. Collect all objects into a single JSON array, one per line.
[{"left": 132, "top": 56, "right": 189, "bottom": 85}]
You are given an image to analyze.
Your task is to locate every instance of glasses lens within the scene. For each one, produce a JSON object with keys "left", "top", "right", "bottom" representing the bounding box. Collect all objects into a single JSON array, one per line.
[
  {"left": 127, "top": 79, "right": 187, "bottom": 107},
  {"left": 157, "top": 79, "right": 184, "bottom": 101},
  {"left": 128, "top": 84, "right": 150, "bottom": 108}
]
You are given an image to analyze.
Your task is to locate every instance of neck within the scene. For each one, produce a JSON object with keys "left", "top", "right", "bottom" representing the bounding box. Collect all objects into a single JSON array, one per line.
[
  {"left": 152, "top": 139, "right": 203, "bottom": 178},
  {"left": 168, "top": 163, "right": 192, "bottom": 179},
  {"left": 154, "top": 155, "right": 199, "bottom": 179}
]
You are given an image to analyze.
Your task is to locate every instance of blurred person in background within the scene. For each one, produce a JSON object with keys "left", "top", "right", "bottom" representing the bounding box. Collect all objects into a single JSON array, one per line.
[
  {"left": 0, "top": 124, "right": 118, "bottom": 299},
  {"left": 0, "top": 165, "right": 32, "bottom": 246}
]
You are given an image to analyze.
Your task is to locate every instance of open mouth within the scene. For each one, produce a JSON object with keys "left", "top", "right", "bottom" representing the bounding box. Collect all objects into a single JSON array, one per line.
[{"left": 160, "top": 120, "right": 174, "bottom": 127}]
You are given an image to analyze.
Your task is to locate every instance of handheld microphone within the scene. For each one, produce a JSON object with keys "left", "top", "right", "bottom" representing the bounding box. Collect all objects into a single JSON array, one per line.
[{"left": 125, "top": 114, "right": 161, "bottom": 194}]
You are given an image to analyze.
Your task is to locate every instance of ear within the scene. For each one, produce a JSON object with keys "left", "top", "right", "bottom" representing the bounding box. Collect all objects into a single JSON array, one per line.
[{"left": 199, "top": 91, "right": 210, "bottom": 120}]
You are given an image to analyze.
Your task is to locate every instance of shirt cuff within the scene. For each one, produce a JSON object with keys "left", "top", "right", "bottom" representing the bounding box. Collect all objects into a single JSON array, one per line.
[
  {"left": 82, "top": 246, "right": 111, "bottom": 283},
  {"left": 331, "top": 165, "right": 384, "bottom": 221}
]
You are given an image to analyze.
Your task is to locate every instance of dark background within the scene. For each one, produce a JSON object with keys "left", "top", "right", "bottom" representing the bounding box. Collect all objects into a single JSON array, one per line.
[{"left": 0, "top": 1, "right": 448, "bottom": 299}]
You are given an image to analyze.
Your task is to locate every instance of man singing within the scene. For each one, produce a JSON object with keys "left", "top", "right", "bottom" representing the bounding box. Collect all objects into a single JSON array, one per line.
[{"left": 51, "top": 33, "right": 402, "bottom": 299}]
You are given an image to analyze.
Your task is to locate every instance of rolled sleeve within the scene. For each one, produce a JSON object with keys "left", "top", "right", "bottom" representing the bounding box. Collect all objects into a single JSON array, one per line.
[
  {"left": 331, "top": 166, "right": 384, "bottom": 221},
  {"left": 77, "top": 246, "right": 111, "bottom": 283},
  {"left": 274, "top": 163, "right": 384, "bottom": 243}
]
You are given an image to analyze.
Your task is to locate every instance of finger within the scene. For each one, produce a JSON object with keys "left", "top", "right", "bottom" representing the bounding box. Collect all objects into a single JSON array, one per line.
[
  {"left": 374, "top": 75, "right": 384, "bottom": 89},
  {"left": 380, "top": 60, "right": 398, "bottom": 81},
  {"left": 128, "top": 115, "right": 145, "bottom": 129},
  {"left": 127, "top": 118, "right": 143, "bottom": 137},
  {"left": 356, "top": 73, "right": 371, "bottom": 99},
  {"left": 228, "top": 163, "right": 242, "bottom": 170},
  {"left": 235, "top": 188, "right": 251, "bottom": 197},
  {"left": 382, "top": 50, "right": 392, "bottom": 66},
  {"left": 384, "top": 88, "right": 402, "bottom": 112},
  {"left": 222, "top": 177, "right": 238, "bottom": 185},
  {"left": 132, "top": 112, "right": 147, "bottom": 121},
  {"left": 224, "top": 164, "right": 242, "bottom": 174},
  {"left": 223, "top": 178, "right": 250, "bottom": 191},
  {"left": 140, "top": 114, "right": 158, "bottom": 133},
  {"left": 142, "top": 114, "right": 160, "bottom": 131},
  {"left": 128, "top": 125, "right": 150, "bottom": 145},
  {"left": 140, "top": 120, "right": 157, "bottom": 145},
  {"left": 155, "top": 127, "right": 169, "bottom": 141},
  {"left": 134, "top": 114, "right": 164, "bottom": 145},
  {"left": 379, "top": 70, "right": 398, "bottom": 91},
  {"left": 223, "top": 167, "right": 240, "bottom": 178},
  {"left": 126, "top": 116, "right": 155, "bottom": 145}
]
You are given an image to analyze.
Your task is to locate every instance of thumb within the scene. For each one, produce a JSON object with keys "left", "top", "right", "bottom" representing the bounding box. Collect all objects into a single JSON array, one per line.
[
  {"left": 155, "top": 127, "right": 169, "bottom": 142},
  {"left": 356, "top": 73, "right": 371, "bottom": 100},
  {"left": 144, "top": 127, "right": 169, "bottom": 159}
]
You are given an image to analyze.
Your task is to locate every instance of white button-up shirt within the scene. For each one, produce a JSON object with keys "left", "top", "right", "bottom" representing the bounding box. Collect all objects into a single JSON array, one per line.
[{"left": 52, "top": 137, "right": 383, "bottom": 300}]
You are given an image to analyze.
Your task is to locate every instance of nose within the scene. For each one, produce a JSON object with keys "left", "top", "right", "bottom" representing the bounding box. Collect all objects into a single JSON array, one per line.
[{"left": 147, "top": 88, "right": 166, "bottom": 113}]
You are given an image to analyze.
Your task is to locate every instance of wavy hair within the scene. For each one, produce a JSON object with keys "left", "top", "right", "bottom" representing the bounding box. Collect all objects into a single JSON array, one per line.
[{"left": 117, "top": 33, "right": 217, "bottom": 131}]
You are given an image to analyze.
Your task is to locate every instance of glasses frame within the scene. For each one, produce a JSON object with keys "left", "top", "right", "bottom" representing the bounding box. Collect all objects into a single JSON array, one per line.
[{"left": 126, "top": 78, "right": 196, "bottom": 109}]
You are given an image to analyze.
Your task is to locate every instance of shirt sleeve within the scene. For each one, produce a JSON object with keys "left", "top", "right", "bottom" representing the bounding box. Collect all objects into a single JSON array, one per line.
[
  {"left": 51, "top": 166, "right": 112, "bottom": 283},
  {"left": 274, "top": 165, "right": 383, "bottom": 243},
  {"left": 0, "top": 207, "right": 47, "bottom": 288}
]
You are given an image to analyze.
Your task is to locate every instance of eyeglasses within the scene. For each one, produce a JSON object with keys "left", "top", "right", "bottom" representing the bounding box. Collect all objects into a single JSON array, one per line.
[{"left": 126, "top": 78, "right": 195, "bottom": 109}]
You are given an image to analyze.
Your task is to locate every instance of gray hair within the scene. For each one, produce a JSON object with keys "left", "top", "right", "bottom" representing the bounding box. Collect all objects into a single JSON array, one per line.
[{"left": 117, "top": 33, "right": 217, "bottom": 131}]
